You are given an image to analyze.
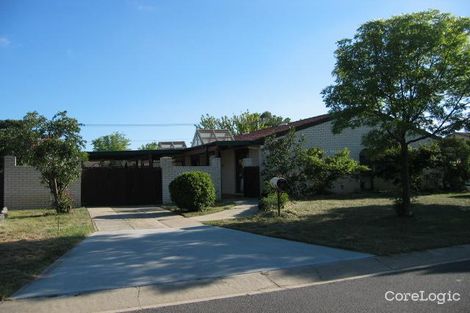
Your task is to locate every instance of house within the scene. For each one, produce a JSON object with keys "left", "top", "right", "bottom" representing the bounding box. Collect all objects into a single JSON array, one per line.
[
  {"left": 80, "top": 113, "right": 375, "bottom": 206},
  {"left": 183, "top": 114, "right": 373, "bottom": 196},
  {"left": 1, "top": 113, "right": 427, "bottom": 209}
]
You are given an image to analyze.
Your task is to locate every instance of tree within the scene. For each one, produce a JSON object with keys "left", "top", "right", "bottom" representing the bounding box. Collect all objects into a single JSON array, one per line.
[
  {"left": 364, "top": 143, "right": 440, "bottom": 192},
  {"left": 262, "top": 130, "right": 365, "bottom": 198},
  {"left": 302, "top": 148, "right": 367, "bottom": 194},
  {"left": 2, "top": 112, "right": 86, "bottom": 213},
  {"left": 438, "top": 137, "right": 470, "bottom": 190},
  {"left": 262, "top": 130, "right": 306, "bottom": 198},
  {"left": 139, "top": 142, "right": 159, "bottom": 150},
  {"left": 92, "top": 132, "right": 130, "bottom": 151},
  {"left": 196, "top": 110, "right": 290, "bottom": 135},
  {"left": 0, "top": 119, "right": 34, "bottom": 164},
  {"left": 322, "top": 10, "right": 470, "bottom": 216}
]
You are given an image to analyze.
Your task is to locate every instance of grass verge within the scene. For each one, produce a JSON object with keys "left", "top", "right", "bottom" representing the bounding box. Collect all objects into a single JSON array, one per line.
[
  {"left": 208, "top": 193, "right": 470, "bottom": 256},
  {"left": 0, "top": 208, "right": 94, "bottom": 300}
]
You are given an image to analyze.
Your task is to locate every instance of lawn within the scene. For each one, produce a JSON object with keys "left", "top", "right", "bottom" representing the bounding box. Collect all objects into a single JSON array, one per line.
[
  {"left": 208, "top": 193, "right": 470, "bottom": 256},
  {"left": 164, "top": 202, "right": 236, "bottom": 218},
  {"left": 0, "top": 208, "right": 94, "bottom": 300}
]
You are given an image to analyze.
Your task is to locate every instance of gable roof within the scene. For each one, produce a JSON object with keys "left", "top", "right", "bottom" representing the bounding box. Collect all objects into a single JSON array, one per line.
[
  {"left": 234, "top": 114, "right": 332, "bottom": 142},
  {"left": 192, "top": 129, "right": 234, "bottom": 146},
  {"left": 158, "top": 141, "right": 187, "bottom": 149}
]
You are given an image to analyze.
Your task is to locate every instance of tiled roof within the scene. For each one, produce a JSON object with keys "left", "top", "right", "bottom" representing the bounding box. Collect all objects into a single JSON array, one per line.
[{"left": 234, "top": 114, "right": 332, "bottom": 141}]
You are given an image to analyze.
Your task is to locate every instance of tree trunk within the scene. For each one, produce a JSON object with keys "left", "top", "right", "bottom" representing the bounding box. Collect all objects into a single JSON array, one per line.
[
  {"left": 398, "top": 142, "right": 413, "bottom": 217},
  {"left": 51, "top": 179, "right": 60, "bottom": 213}
]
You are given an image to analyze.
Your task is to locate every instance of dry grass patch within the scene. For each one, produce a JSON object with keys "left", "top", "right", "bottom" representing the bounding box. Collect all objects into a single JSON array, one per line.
[
  {"left": 0, "top": 208, "right": 94, "bottom": 299},
  {"left": 209, "top": 193, "right": 470, "bottom": 256}
]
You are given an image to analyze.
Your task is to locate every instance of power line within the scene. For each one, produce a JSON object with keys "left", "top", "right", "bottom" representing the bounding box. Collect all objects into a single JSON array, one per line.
[
  {"left": 128, "top": 139, "right": 192, "bottom": 142},
  {"left": 83, "top": 123, "right": 194, "bottom": 127}
]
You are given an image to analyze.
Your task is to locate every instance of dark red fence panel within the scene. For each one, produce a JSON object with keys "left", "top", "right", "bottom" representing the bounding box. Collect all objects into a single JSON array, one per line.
[{"left": 81, "top": 167, "right": 162, "bottom": 206}]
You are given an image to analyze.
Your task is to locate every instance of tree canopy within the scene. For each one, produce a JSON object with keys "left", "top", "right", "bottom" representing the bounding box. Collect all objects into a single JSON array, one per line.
[
  {"left": 322, "top": 10, "right": 470, "bottom": 216},
  {"left": 196, "top": 111, "right": 290, "bottom": 135},
  {"left": 92, "top": 132, "right": 130, "bottom": 151},
  {"left": 139, "top": 142, "right": 159, "bottom": 150}
]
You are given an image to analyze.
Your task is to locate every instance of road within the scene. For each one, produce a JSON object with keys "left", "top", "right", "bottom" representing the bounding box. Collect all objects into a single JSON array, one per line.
[{"left": 135, "top": 260, "right": 470, "bottom": 313}]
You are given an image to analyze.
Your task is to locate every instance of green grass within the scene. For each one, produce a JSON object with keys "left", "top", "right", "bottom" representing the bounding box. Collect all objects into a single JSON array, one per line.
[
  {"left": 0, "top": 208, "right": 94, "bottom": 300},
  {"left": 164, "top": 202, "right": 236, "bottom": 218},
  {"left": 208, "top": 192, "right": 470, "bottom": 256}
]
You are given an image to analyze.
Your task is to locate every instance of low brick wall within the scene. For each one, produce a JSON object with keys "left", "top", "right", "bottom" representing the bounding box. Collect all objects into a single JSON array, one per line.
[
  {"left": 3, "top": 156, "right": 81, "bottom": 210},
  {"left": 160, "top": 156, "right": 221, "bottom": 204}
]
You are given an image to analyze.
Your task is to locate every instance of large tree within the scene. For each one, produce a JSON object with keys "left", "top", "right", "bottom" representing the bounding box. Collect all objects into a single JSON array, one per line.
[
  {"left": 196, "top": 111, "right": 290, "bottom": 135},
  {"left": 322, "top": 10, "right": 470, "bottom": 216},
  {"left": 92, "top": 132, "right": 130, "bottom": 151}
]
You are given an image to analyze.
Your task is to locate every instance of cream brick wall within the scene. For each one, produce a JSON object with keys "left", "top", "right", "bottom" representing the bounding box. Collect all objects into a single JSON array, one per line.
[
  {"left": 160, "top": 156, "right": 221, "bottom": 204},
  {"left": 295, "top": 121, "right": 372, "bottom": 160},
  {"left": 3, "top": 156, "right": 81, "bottom": 210}
]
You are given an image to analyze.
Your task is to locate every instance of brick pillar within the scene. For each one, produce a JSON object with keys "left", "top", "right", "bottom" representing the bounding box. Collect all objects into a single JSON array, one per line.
[
  {"left": 160, "top": 157, "right": 173, "bottom": 204},
  {"left": 209, "top": 157, "right": 222, "bottom": 200}
]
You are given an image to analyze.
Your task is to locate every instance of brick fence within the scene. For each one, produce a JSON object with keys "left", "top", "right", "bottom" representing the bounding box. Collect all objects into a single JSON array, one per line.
[
  {"left": 3, "top": 155, "right": 222, "bottom": 209},
  {"left": 160, "top": 156, "right": 221, "bottom": 204},
  {"left": 3, "top": 156, "right": 81, "bottom": 210}
]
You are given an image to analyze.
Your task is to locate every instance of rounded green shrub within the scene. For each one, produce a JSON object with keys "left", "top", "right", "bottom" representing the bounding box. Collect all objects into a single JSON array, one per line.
[{"left": 169, "top": 171, "right": 216, "bottom": 211}]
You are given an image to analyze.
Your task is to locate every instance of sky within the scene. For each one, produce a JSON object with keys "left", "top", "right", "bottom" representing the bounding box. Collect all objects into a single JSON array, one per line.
[{"left": 1, "top": 0, "right": 469, "bottom": 150}]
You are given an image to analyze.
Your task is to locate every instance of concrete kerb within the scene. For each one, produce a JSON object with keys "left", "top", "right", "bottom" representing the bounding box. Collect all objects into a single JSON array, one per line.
[{"left": 2, "top": 245, "right": 470, "bottom": 313}]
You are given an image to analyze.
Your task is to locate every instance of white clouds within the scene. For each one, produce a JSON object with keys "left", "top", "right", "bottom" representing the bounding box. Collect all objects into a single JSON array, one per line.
[{"left": 0, "top": 36, "right": 10, "bottom": 47}]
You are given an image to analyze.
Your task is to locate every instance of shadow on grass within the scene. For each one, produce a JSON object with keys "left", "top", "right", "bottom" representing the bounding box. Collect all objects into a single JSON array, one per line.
[
  {"left": 212, "top": 202, "right": 470, "bottom": 256},
  {"left": 450, "top": 194, "right": 470, "bottom": 199},
  {"left": 0, "top": 235, "right": 87, "bottom": 300}
]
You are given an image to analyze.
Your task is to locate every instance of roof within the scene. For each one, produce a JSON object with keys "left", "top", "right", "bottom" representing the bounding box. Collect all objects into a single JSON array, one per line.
[
  {"left": 158, "top": 141, "right": 187, "bottom": 149},
  {"left": 86, "top": 149, "right": 182, "bottom": 160},
  {"left": 234, "top": 114, "right": 332, "bottom": 141},
  {"left": 192, "top": 129, "right": 234, "bottom": 146}
]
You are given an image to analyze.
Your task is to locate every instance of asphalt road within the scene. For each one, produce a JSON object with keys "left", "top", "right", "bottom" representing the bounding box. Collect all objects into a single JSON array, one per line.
[{"left": 135, "top": 260, "right": 470, "bottom": 313}]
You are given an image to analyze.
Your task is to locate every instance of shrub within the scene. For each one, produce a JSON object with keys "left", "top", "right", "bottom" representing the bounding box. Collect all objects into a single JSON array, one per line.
[
  {"left": 169, "top": 171, "right": 216, "bottom": 211},
  {"left": 258, "top": 192, "right": 289, "bottom": 211}
]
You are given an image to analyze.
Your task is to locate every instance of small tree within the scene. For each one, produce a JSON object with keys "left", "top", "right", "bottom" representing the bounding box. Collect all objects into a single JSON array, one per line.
[
  {"left": 322, "top": 10, "right": 470, "bottom": 216},
  {"left": 5, "top": 112, "right": 86, "bottom": 213},
  {"left": 92, "top": 132, "right": 130, "bottom": 151},
  {"left": 262, "top": 130, "right": 365, "bottom": 197},
  {"left": 262, "top": 130, "right": 306, "bottom": 198}
]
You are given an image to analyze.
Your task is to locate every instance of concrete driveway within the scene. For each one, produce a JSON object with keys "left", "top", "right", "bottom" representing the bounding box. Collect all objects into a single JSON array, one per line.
[{"left": 13, "top": 206, "right": 371, "bottom": 299}]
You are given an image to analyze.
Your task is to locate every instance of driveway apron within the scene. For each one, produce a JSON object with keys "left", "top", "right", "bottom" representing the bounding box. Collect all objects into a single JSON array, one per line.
[{"left": 13, "top": 206, "right": 371, "bottom": 299}]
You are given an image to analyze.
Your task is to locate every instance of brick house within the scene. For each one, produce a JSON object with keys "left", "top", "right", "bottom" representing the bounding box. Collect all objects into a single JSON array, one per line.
[{"left": 3, "top": 113, "right": 416, "bottom": 209}]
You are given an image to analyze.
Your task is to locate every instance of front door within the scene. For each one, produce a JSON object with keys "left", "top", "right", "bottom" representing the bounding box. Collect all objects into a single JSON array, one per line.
[{"left": 235, "top": 149, "right": 248, "bottom": 193}]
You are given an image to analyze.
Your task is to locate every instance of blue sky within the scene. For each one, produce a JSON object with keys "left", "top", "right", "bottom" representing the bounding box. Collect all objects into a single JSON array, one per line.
[{"left": 1, "top": 0, "right": 469, "bottom": 150}]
